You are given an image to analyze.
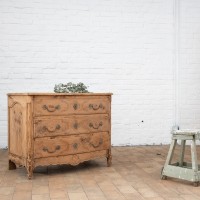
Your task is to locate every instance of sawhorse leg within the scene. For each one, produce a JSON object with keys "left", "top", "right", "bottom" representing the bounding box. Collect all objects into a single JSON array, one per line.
[{"left": 179, "top": 140, "right": 186, "bottom": 167}]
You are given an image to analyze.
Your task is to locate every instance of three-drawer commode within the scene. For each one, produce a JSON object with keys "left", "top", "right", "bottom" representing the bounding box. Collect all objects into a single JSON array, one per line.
[{"left": 8, "top": 93, "right": 112, "bottom": 179}]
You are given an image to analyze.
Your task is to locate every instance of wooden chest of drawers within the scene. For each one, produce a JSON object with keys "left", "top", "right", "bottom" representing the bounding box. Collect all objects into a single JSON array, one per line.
[{"left": 8, "top": 93, "right": 112, "bottom": 179}]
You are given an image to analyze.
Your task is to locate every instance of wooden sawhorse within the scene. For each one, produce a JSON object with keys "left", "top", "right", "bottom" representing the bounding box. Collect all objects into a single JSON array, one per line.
[{"left": 161, "top": 130, "right": 200, "bottom": 186}]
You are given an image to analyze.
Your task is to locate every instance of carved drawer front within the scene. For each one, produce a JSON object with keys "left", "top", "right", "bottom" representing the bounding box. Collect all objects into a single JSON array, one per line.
[
  {"left": 34, "top": 96, "right": 68, "bottom": 116},
  {"left": 34, "top": 132, "right": 110, "bottom": 158},
  {"left": 34, "top": 114, "right": 110, "bottom": 138},
  {"left": 68, "top": 97, "right": 110, "bottom": 114},
  {"left": 34, "top": 118, "right": 67, "bottom": 138},
  {"left": 34, "top": 96, "right": 110, "bottom": 116}
]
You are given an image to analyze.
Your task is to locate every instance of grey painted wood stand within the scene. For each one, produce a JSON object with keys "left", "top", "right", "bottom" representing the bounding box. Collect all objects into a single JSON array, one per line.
[{"left": 161, "top": 130, "right": 200, "bottom": 186}]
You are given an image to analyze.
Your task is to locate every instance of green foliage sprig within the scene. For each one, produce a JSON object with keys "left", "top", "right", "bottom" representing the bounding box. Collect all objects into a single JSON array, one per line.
[{"left": 54, "top": 82, "right": 89, "bottom": 93}]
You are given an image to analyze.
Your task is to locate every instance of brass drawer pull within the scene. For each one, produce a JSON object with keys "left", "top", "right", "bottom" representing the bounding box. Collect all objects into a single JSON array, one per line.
[
  {"left": 73, "top": 143, "right": 78, "bottom": 149},
  {"left": 42, "top": 105, "right": 60, "bottom": 112},
  {"left": 73, "top": 103, "right": 78, "bottom": 110},
  {"left": 89, "top": 103, "right": 104, "bottom": 110},
  {"left": 73, "top": 123, "right": 78, "bottom": 129},
  {"left": 42, "top": 124, "right": 61, "bottom": 133},
  {"left": 43, "top": 145, "right": 60, "bottom": 153},
  {"left": 89, "top": 122, "right": 103, "bottom": 129},
  {"left": 91, "top": 138, "right": 103, "bottom": 148},
  {"left": 81, "top": 137, "right": 103, "bottom": 148}
]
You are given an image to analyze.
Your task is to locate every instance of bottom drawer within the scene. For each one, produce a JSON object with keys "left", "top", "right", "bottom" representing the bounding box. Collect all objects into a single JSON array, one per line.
[{"left": 34, "top": 132, "right": 110, "bottom": 158}]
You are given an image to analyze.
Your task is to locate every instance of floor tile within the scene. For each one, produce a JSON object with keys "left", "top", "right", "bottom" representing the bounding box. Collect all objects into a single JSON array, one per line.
[
  {"left": 13, "top": 191, "right": 32, "bottom": 200},
  {"left": 32, "top": 185, "right": 49, "bottom": 195},
  {"left": 32, "top": 194, "right": 50, "bottom": 200},
  {"left": 0, "top": 195, "right": 12, "bottom": 200},
  {"left": 50, "top": 189, "right": 67, "bottom": 198},
  {"left": 0, "top": 187, "right": 14, "bottom": 195},
  {"left": 68, "top": 192, "right": 88, "bottom": 200}
]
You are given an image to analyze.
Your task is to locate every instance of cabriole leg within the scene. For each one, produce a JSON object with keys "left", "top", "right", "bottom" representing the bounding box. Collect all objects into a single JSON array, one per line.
[
  {"left": 107, "top": 149, "right": 112, "bottom": 167},
  {"left": 27, "top": 157, "right": 33, "bottom": 179},
  {"left": 27, "top": 166, "right": 33, "bottom": 180}
]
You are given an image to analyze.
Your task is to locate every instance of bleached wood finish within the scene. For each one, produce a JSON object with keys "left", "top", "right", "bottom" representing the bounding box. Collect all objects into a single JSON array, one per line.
[{"left": 8, "top": 93, "right": 112, "bottom": 179}]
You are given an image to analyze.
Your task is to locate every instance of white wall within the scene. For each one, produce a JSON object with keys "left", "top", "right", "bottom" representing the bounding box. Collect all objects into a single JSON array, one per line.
[
  {"left": 1, "top": 0, "right": 197, "bottom": 148},
  {"left": 179, "top": 0, "right": 200, "bottom": 129}
]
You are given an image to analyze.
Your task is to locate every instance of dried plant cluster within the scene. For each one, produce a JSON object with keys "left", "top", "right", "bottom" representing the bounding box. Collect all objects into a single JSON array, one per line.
[{"left": 54, "top": 82, "right": 89, "bottom": 93}]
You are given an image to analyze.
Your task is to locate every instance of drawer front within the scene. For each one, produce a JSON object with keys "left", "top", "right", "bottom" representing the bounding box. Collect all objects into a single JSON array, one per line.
[
  {"left": 34, "top": 132, "right": 110, "bottom": 158},
  {"left": 34, "top": 96, "right": 110, "bottom": 116},
  {"left": 34, "top": 97, "right": 67, "bottom": 116},
  {"left": 34, "top": 114, "right": 110, "bottom": 138}
]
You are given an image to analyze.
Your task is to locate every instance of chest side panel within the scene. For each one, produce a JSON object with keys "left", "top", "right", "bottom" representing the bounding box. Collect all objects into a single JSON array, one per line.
[{"left": 8, "top": 95, "right": 33, "bottom": 161}]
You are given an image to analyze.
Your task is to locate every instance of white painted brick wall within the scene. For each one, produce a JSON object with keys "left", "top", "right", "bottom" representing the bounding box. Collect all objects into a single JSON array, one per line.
[
  {"left": 0, "top": 0, "right": 176, "bottom": 148},
  {"left": 179, "top": 0, "right": 200, "bottom": 129}
]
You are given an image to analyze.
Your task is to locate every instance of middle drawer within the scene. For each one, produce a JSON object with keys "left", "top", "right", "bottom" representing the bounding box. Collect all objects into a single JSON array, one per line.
[{"left": 34, "top": 114, "right": 110, "bottom": 138}]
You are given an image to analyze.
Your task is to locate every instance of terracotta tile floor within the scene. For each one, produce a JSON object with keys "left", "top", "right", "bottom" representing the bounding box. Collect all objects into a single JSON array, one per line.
[{"left": 1, "top": 146, "right": 200, "bottom": 200}]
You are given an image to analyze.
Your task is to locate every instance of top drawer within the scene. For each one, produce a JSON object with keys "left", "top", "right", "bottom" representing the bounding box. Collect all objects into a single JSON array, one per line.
[{"left": 33, "top": 95, "right": 111, "bottom": 116}]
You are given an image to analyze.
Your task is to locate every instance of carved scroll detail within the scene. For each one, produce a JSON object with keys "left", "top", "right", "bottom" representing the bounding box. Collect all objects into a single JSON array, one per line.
[
  {"left": 71, "top": 155, "right": 80, "bottom": 165},
  {"left": 8, "top": 97, "right": 21, "bottom": 108}
]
